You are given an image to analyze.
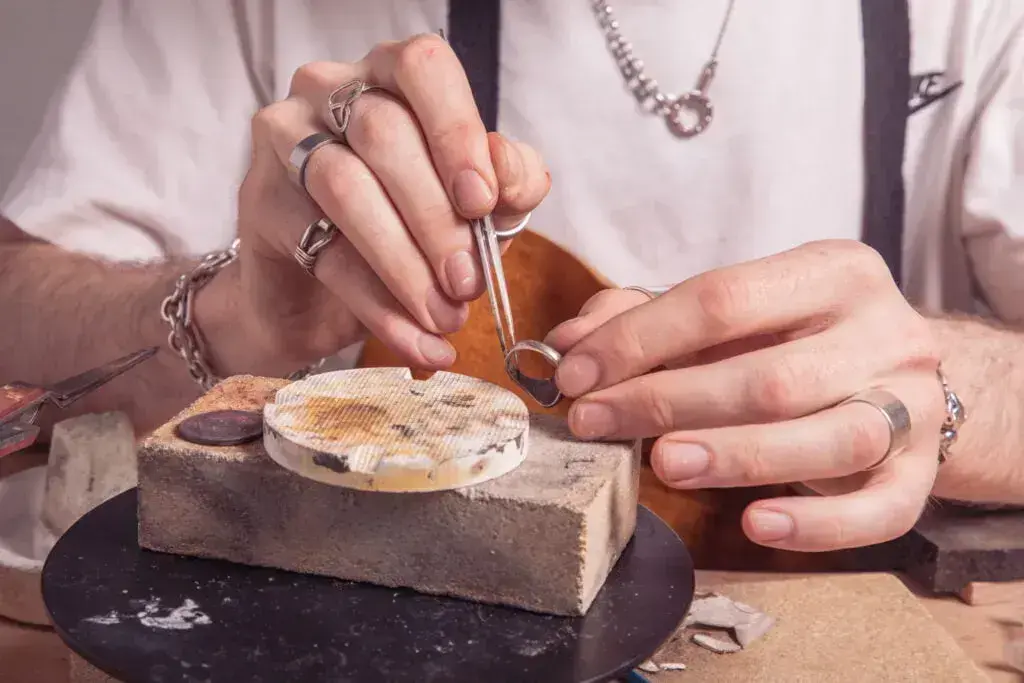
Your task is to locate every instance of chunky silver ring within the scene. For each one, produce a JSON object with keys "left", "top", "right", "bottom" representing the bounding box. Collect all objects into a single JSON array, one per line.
[
  {"left": 840, "top": 388, "right": 913, "bottom": 470},
  {"left": 504, "top": 339, "right": 562, "bottom": 408},
  {"left": 289, "top": 133, "right": 341, "bottom": 192},
  {"left": 294, "top": 218, "right": 338, "bottom": 277},
  {"left": 325, "top": 79, "right": 383, "bottom": 143},
  {"left": 493, "top": 211, "right": 532, "bottom": 241}
]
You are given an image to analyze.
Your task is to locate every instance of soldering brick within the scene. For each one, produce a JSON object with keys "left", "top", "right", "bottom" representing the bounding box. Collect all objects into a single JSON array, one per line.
[{"left": 137, "top": 376, "right": 639, "bottom": 616}]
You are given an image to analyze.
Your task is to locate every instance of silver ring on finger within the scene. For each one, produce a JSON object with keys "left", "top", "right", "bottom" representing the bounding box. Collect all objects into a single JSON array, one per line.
[
  {"left": 839, "top": 388, "right": 912, "bottom": 470},
  {"left": 289, "top": 133, "right": 342, "bottom": 193},
  {"left": 622, "top": 284, "right": 673, "bottom": 300},
  {"left": 294, "top": 218, "right": 339, "bottom": 277},
  {"left": 325, "top": 79, "right": 383, "bottom": 143}
]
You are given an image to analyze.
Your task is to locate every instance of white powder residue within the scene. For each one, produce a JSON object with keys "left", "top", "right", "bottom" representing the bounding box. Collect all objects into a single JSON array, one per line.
[
  {"left": 83, "top": 598, "right": 212, "bottom": 631},
  {"left": 138, "top": 598, "right": 212, "bottom": 630},
  {"left": 85, "top": 612, "right": 121, "bottom": 626}
]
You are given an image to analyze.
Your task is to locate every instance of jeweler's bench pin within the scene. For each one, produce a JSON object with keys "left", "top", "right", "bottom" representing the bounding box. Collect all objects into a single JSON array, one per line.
[{"left": 471, "top": 216, "right": 563, "bottom": 408}]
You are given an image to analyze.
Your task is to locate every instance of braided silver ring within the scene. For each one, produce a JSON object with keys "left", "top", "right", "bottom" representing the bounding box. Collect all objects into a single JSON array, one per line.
[
  {"left": 325, "top": 79, "right": 383, "bottom": 143},
  {"left": 294, "top": 218, "right": 338, "bottom": 277},
  {"left": 839, "top": 388, "right": 913, "bottom": 470},
  {"left": 288, "top": 133, "right": 342, "bottom": 192}
]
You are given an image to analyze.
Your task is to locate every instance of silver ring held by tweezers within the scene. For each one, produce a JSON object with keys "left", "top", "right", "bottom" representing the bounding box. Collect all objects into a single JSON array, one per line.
[
  {"left": 472, "top": 215, "right": 563, "bottom": 407},
  {"left": 294, "top": 218, "right": 339, "bottom": 277},
  {"left": 839, "top": 388, "right": 912, "bottom": 470},
  {"left": 325, "top": 79, "right": 382, "bottom": 143},
  {"left": 504, "top": 340, "right": 563, "bottom": 408},
  {"left": 288, "top": 133, "right": 341, "bottom": 192}
]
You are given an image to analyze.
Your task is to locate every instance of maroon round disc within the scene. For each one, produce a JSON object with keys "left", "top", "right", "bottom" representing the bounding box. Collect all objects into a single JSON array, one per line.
[{"left": 175, "top": 410, "right": 264, "bottom": 446}]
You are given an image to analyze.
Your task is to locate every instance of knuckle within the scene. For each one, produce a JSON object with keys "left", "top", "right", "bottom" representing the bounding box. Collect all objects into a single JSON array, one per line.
[
  {"left": 307, "top": 152, "right": 369, "bottom": 209},
  {"left": 634, "top": 379, "right": 677, "bottom": 432},
  {"left": 578, "top": 289, "right": 626, "bottom": 317},
  {"left": 730, "top": 439, "right": 774, "bottom": 486},
  {"left": 842, "top": 413, "right": 891, "bottom": 470},
  {"left": 431, "top": 119, "right": 475, "bottom": 154},
  {"left": 899, "top": 316, "right": 941, "bottom": 369},
  {"left": 348, "top": 95, "right": 412, "bottom": 154},
  {"left": 745, "top": 363, "right": 800, "bottom": 422},
  {"left": 288, "top": 61, "right": 335, "bottom": 96},
  {"left": 694, "top": 271, "right": 751, "bottom": 337},
  {"left": 881, "top": 496, "right": 925, "bottom": 541},
  {"left": 832, "top": 239, "right": 893, "bottom": 284},
  {"left": 395, "top": 33, "right": 449, "bottom": 80},
  {"left": 604, "top": 317, "right": 651, "bottom": 369},
  {"left": 250, "top": 102, "right": 289, "bottom": 142}
]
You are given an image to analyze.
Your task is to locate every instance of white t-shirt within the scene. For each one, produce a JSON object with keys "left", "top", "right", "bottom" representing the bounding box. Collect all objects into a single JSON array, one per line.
[{"left": 4, "top": 0, "right": 1024, "bottom": 321}]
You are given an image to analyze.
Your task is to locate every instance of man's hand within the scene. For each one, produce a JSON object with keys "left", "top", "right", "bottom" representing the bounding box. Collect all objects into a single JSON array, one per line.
[
  {"left": 545, "top": 240, "right": 946, "bottom": 553},
  {"left": 202, "top": 34, "right": 550, "bottom": 379}
]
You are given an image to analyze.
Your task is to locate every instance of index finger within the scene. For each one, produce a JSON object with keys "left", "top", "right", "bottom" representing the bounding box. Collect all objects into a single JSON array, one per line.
[
  {"left": 554, "top": 242, "right": 890, "bottom": 398},
  {"left": 363, "top": 34, "right": 497, "bottom": 218}
]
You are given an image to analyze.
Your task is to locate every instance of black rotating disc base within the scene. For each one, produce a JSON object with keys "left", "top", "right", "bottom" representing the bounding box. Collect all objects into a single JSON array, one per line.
[{"left": 42, "top": 489, "right": 694, "bottom": 683}]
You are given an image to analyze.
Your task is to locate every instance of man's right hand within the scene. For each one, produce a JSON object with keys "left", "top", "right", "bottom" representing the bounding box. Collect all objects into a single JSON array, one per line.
[{"left": 201, "top": 33, "right": 551, "bottom": 378}]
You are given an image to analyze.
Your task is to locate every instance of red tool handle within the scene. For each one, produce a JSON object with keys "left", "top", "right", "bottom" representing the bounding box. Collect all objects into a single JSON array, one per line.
[
  {"left": 0, "top": 383, "right": 46, "bottom": 423},
  {"left": 0, "top": 422, "right": 41, "bottom": 459},
  {"left": 0, "top": 383, "right": 47, "bottom": 458}
]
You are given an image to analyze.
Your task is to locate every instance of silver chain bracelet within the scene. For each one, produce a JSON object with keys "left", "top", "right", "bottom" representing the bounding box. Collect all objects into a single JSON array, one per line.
[
  {"left": 936, "top": 363, "right": 966, "bottom": 464},
  {"left": 160, "top": 238, "right": 325, "bottom": 391}
]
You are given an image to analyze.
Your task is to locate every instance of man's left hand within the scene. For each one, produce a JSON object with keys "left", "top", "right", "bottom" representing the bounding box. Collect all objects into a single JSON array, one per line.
[{"left": 545, "top": 240, "right": 946, "bottom": 552}]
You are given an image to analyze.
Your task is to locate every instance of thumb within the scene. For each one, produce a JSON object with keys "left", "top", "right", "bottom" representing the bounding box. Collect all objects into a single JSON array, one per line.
[{"left": 488, "top": 132, "right": 551, "bottom": 233}]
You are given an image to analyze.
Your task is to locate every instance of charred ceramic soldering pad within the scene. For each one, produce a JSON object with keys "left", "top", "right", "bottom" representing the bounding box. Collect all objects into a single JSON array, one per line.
[
  {"left": 137, "top": 372, "right": 639, "bottom": 616},
  {"left": 263, "top": 369, "right": 530, "bottom": 492}
]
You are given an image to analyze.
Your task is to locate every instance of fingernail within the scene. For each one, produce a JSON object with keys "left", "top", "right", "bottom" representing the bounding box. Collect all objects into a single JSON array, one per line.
[
  {"left": 452, "top": 169, "right": 494, "bottom": 215},
  {"left": 418, "top": 334, "right": 456, "bottom": 365},
  {"left": 570, "top": 401, "right": 617, "bottom": 440},
  {"left": 658, "top": 442, "right": 710, "bottom": 482},
  {"left": 556, "top": 355, "right": 601, "bottom": 396},
  {"left": 445, "top": 250, "right": 480, "bottom": 299},
  {"left": 426, "top": 289, "right": 464, "bottom": 334},
  {"left": 747, "top": 510, "right": 794, "bottom": 542}
]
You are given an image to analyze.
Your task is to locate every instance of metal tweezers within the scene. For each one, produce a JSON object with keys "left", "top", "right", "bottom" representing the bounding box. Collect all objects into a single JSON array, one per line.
[
  {"left": 472, "top": 217, "right": 563, "bottom": 408},
  {"left": 0, "top": 347, "right": 158, "bottom": 458}
]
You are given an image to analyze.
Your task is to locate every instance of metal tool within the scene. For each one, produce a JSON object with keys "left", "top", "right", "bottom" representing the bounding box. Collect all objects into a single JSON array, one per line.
[
  {"left": 0, "top": 347, "right": 159, "bottom": 458},
  {"left": 472, "top": 216, "right": 564, "bottom": 408}
]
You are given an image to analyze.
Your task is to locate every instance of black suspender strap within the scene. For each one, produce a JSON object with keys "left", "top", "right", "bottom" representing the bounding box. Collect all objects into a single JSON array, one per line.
[
  {"left": 859, "top": 0, "right": 912, "bottom": 289},
  {"left": 447, "top": 0, "right": 503, "bottom": 132},
  {"left": 448, "top": 0, "right": 912, "bottom": 288}
]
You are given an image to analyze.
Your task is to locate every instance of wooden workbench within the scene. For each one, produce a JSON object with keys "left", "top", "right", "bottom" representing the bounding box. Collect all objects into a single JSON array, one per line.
[{"left": 1, "top": 571, "right": 1018, "bottom": 682}]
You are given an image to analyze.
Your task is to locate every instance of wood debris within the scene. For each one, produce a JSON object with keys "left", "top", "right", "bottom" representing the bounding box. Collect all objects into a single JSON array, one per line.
[
  {"left": 637, "top": 590, "right": 776, "bottom": 674},
  {"left": 692, "top": 632, "right": 743, "bottom": 654},
  {"left": 683, "top": 591, "right": 776, "bottom": 652},
  {"left": 637, "top": 659, "right": 661, "bottom": 673}
]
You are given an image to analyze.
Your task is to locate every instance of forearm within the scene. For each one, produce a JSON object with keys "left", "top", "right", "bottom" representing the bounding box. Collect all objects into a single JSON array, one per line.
[
  {"left": 929, "top": 315, "right": 1024, "bottom": 504},
  {"left": 1, "top": 224, "right": 210, "bottom": 435}
]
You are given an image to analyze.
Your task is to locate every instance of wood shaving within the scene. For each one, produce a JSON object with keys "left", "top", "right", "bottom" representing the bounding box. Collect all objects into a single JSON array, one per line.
[
  {"left": 637, "top": 659, "right": 661, "bottom": 673},
  {"left": 734, "top": 611, "right": 776, "bottom": 648},
  {"left": 681, "top": 592, "right": 776, "bottom": 649},
  {"left": 692, "top": 632, "right": 743, "bottom": 654},
  {"left": 659, "top": 662, "right": 687, "bottom": 671}
]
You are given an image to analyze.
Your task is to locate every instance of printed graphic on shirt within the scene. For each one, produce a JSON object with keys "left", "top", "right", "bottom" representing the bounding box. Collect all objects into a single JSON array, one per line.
[{"left": 908, "top": 71, "right": 962, "bottom": 115}]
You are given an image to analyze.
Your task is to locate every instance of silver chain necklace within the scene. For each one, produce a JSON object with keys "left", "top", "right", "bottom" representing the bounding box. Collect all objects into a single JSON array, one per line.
[{"left": 591, "top": 0, "right": 737, "bottom": 139}]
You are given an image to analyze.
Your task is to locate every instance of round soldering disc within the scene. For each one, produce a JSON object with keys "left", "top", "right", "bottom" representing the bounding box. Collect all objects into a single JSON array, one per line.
[{"left": 176, "top": 410, "right": 263, "bottom": 446}]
